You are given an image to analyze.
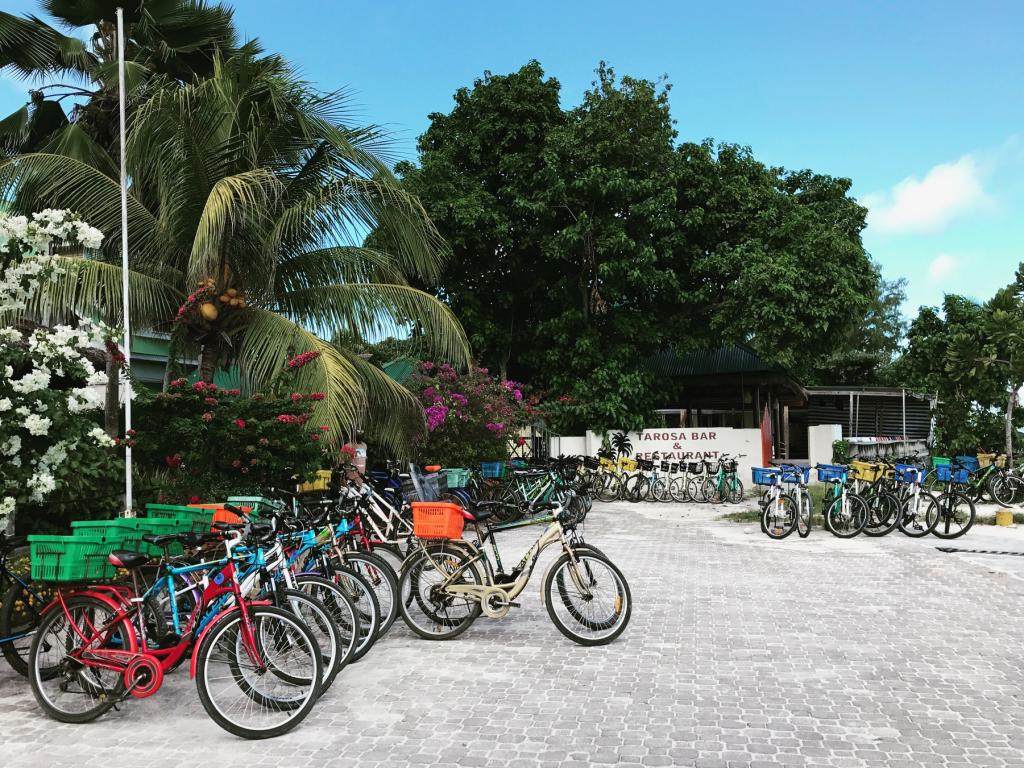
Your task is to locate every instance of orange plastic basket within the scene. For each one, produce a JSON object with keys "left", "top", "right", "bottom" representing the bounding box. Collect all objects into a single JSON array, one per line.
[
  {"left": 188, "top": 503, "right": 251, "bottom": 531},
  {"left": 411, "top": 502, "right": 465, "bottom": 540}
]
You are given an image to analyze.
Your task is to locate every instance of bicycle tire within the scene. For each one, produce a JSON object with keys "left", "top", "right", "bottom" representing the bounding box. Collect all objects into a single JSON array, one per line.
[
  {"left": 398, "top": 545, "right": 484, "bottom": 640},
  {"left": 932, "top": 492, "right": 976, "bottom": 539},
  {"left": 797, "top": 493, "right": 812, "bottom": 538},
  {"left": 543, "top": 550, "right": 631, "bottom": 646},
  {"left": 762, "top": 494, "right": 797, "bottom": 539},
  {"left": 0, "top": 577, "right": 52, "bottom": 677},
  {"left": 898, "top": 491, "right": 940, "bottom": 537},
  {"left": 195, "top": 605, "right": 322, "bottom": 740},
  {"left": 825, "top": 493, "right": 868, "bottom": 538}
]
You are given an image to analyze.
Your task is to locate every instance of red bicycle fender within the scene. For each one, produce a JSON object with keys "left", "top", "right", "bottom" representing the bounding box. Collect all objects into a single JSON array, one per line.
[
  {"left": 41, "top": 588, "right": 125, "bottom": 617},
  {"left": 189, "top": 600, "right": 272, "bottom": 678}
]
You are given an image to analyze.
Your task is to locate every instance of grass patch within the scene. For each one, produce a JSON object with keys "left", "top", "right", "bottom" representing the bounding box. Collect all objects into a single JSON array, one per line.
[
  {"left": 719, "top": 510, "right": 761, "bottom": 523},
  {"left": 979, "top": 511, "right": 1024, "bottom": 525}
]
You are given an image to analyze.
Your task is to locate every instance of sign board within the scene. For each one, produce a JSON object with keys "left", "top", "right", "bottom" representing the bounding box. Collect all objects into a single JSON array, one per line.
[{"left": 584, "top": 428, "right": 762, "bottom": 484}]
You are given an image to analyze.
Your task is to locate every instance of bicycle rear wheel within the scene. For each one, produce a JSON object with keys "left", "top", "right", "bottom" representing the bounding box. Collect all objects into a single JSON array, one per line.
[
  {"left": 398, "top": 544, "right": 484, "bottom": 640},
  {"left": 796, "top": 493, "right": 812, "bottom": 538},
  {"left": 29, "top": 596, "right": 132, "bottom": 723},
  {"left": 293, "top": 574, "right": 359, "bottom": 670},
  {"left": 269, "top": 588, "right": 343, "bottom": 693},
  {"left": 195, "top": 605, "right": 322, "bottom": 740},
  {"left": 339, "top": 551, "right": 399, "bottom": 636}
]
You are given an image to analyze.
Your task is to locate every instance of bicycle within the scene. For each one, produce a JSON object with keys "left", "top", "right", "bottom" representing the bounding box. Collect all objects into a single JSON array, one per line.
[
  {"left": 28, "top": 521, "right": 323, "bottom": 739},
  {"left": 0, "top": 532, "right": 54, "bottom": 675},
  {"left": 701, "top": 454, "right": 746, "bottom": 504},
  {"left": 930, "top": 459, "right": 977, "bottom": 538},
  {"left": 398, "top": 498, "right": 631, "bottom": 646},
  {"left": 816, "top": 464, "right": 868, "bottom": 537}
]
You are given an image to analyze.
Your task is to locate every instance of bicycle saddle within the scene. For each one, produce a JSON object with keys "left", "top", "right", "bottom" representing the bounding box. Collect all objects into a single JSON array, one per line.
[{"left": 108, "top": 550, "right": 151, "bottom": 569}]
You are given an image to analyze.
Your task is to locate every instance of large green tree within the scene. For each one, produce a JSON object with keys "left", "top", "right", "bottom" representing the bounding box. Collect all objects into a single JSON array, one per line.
[
  {"left": 396, "top": 61, "right": 880, "bottom": 432},
  {"left": 3, "top": 49, "right": 470, "bottom": 453}
]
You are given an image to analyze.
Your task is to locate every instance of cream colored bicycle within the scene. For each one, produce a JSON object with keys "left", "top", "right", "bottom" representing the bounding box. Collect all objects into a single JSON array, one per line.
[{"left": 397, "top": 499, "right": 631, "bottom": 646}]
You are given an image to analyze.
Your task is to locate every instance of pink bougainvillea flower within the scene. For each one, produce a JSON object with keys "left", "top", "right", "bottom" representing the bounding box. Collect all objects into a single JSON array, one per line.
[
  {"left": 513, "top": 389, "right": 523, "bottom": 401},
  {"left": 319, "top": 424, "right": 330, "bottom": 432},
  {"left": 311, "top": 434, "right": 321, "bottom": 442},
  {"left": 231, "top": 458, "right": 242, "bottom": 468},
  {"left": 204, "top": 397, "right": 218, "bottom": 406},
  {"left": 234, "top": 419, "right": 246, "bottom": 429},
  {"left": 226, "top": 388, "right": 241, "bottom": 396},
  {"left": 169, "top": 378, "right": 187, "bottom": 388},
  {"left": 189, "top": 494, "right": 200, "bottom": 503},
  {"left": 340, "top": 444, "right": 356, "bottom": 457},
  {"left": 308, "top": 392, "right": 325, "bottom": 401},
  {"left": 165, "top": 454, "right": 183, "bottom": 468},
  {"left": 451, "top": 392, "right": 468, "bottom": 406},
  {"left": 420, "top": 361, "right": 435, "bottom": 371},
  {"left": 201, "top": 411, "right": 215, "bottom": 423},
  {"left": 517, "top": 436, "right": 527, "bottom": 446},
  {"left": 290, "top": 392, "right": 303, "bottom": 402}
]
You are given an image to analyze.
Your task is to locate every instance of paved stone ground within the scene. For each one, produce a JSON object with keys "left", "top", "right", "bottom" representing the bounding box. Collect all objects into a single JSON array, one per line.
[{"left": 3, "top": 499, "right": 1024, "bottom": 767}]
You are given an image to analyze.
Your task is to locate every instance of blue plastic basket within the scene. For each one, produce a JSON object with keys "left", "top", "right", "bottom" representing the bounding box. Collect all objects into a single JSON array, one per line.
[
  {"left": 954, "top": 455, "right": 980, "bottom": 473},
  {"left": 781, "top": 465, "right": 811, "bottom": 484},
  {"left": 480, "top": 461, "right": 505, "bottom": 479},
  {"left": 936, "top": 464, "right": 969, "bottom": 484},
  {"left": 751, "top": 467, "right": 780, "bottom": 486},
  {"left": 817, "top": 464, "right": 847, "bottom": 482},
  {"left": 895, "top": 464, "right": 925, "bottom": 484}
]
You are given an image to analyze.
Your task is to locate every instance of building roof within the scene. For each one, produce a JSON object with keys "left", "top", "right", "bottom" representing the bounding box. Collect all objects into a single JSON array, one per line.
[
  {"left": 806, "top": 386, "right": 933, "bottom": 400},
  {"left": 647, "top": 344, "right": 787, "bottom": 378},
  {"left": 381, "top": 357, "right": 416, "bottom": 383}
]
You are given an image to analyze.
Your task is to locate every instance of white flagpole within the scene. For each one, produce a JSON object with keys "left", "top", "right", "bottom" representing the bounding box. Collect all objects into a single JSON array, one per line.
[{"left": 116, "top": 8, "right": 134, "bottom": 516}]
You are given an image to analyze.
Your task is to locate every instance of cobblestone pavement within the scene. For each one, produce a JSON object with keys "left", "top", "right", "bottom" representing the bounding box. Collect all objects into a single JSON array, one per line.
[{"left": 3, "top": 500, "right": 1024, "bottom": 767}]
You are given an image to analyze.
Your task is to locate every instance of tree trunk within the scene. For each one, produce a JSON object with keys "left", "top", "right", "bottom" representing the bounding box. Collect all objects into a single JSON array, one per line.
[
  {"left": 199, "top": 344, "right": 216, "bottom": 384},
  {"left": 104, "top": 357, "right": 121, "bottom": 437},
  {"left": 1006, "top": 386, "right": 1018, "bottom": 467}
]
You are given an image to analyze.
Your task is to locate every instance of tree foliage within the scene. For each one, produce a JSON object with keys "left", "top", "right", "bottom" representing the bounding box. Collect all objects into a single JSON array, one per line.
[{"left": 394, "top": 61, "right": 880, "bottom": 432}]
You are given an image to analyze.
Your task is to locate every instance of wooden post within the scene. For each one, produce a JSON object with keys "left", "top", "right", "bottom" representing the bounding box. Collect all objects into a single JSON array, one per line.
[{"left": 783, "top": 405, "right": 790, "bottom": 459}]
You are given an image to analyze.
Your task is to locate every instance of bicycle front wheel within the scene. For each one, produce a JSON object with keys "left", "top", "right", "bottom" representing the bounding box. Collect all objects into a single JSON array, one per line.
[
  {"left": 544, "top": 550, "right": 631, "bottom": 646},
  {"left": 898, "top": 492, "right": 940, "bottom": 537},
  {"left": 932, "top": 492, "right": 976, "bottom": 539},
  {"left": 0, "top": 578, "right": 54, "bottom": 677},
  {"left": 762, "top": 494, "right": 797, "bottom": 539},
  {"left": 796, "top": 493, "right": 812, "bottom": 538},
  {"left": 195, "top": 604, "right": 322, "bottom": 740},
  {"left": 825, "top": 494, "right": 868, "bottom": 538}
]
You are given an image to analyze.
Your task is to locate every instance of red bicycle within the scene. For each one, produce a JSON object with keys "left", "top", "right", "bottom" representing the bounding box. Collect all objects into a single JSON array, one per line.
[{"left": 28, "top": 525, "right": 323, "bottom": 739}]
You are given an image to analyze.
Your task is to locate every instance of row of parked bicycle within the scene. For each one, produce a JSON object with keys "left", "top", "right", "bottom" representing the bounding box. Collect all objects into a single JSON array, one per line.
[
  {"left": 0, "top": 461, "right": 628, "bottom": 739},
  {"left": 556, "top": 454, "right": 749, "bottom": 505},
  {"left": 753, "top": 453, "right": 1015, "bottom": 540}
]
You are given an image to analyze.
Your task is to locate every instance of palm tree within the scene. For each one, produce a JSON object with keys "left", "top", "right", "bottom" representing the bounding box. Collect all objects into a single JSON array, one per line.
[
  {"left": 0, "top": 0, "right": 238, "bottom": 160},
  {"left": 2, "top": 49, "right": 470, "bottom": 454}
]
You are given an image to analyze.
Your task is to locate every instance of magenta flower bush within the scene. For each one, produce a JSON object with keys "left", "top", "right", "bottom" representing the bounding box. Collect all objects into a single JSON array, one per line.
[{"left": 409, "top": 363, "right": 540, "bottom": 466}]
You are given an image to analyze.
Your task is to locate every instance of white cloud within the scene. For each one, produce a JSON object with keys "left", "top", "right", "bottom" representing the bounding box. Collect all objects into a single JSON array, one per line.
[
  {"left": 864, "top": 154, "right": 988, "bottom": 234},
  {"left": 927, "top": 253, "right": 957, "bottom": 283}
]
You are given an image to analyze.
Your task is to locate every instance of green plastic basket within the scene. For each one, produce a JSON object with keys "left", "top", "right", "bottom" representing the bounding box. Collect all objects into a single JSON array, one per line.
[
  {"left": 441, "top": 468, "right": 472, "bottom": 489},
  {"left": 227, "top": 496, "right": 283, "bottom": 518},
  {"left": 29, "top": 534, "right": 117, "bottom": 582},
  {"left": 931, "top": 456, "right": 951, "bottom": 468},
  {"left": 71, "top": 517, "right": 190, "bottom": 556},
  {"left": 70, "top": 520, "right": 145, "bottom": 549},
  {"left": 145, "top": 504, "right": 214, "bottom": 533}
]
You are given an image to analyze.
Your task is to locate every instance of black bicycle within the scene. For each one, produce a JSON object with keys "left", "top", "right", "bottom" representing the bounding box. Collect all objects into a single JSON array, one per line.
[{"left": 0, "top": 532, "right": 53, "bottom": 675}]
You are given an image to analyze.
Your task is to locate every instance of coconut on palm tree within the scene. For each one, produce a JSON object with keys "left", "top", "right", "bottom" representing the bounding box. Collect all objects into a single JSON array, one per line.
[{"left": 2, "top": 48, "right": 469, "bottom": 453}]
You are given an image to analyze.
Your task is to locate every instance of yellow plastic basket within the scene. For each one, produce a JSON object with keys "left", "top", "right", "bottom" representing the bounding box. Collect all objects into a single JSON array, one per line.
[
  {"left": 599, "top": 457, "right": 615, "bottom": 470},
  {"left": 618, "top": 457, "right": 638, "bottom": 472},
  {"left": 978, "top": 453, "right": 1006, "bottom": 469},
  {"left": 299, "top": 469, "right": 333, "bottom": 493},
  {"left": 849, "top": 460, "right": 882, "bottom": 482}
]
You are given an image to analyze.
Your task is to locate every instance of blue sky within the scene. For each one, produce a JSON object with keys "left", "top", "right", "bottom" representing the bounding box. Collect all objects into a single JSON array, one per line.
[{"left": 1, "top": 0, "right": 1021, "bottom": 315}]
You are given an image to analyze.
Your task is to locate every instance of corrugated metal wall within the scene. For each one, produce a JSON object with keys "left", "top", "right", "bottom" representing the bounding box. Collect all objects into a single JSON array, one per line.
[{"left": 807, "top": 394, "right": 932, "bottom": 439}]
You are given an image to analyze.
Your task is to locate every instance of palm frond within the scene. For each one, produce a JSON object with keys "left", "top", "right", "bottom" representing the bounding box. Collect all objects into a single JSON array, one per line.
[
  {"left": 189, "top": 168, "right": 282, "bottom": 285},
  {"left": 20, "top": 255, "right": 182, "bottom": 329},
  {"left": 239, "top": 308, "right": 365, "bottom": 442},
  {"left": 278, "top": 283, "right": 471, "bottom": 366}
]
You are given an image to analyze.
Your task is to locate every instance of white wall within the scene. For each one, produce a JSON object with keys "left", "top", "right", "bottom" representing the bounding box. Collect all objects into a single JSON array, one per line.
[
  {"left": 568, "top": 428, "right": 764, "bottom": 488},
  {"left": 808, "top": 424, "right": 842, "bottom": 479},
  {"left": 548, "top": 435, "right": 588, "bottom": 457}
]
